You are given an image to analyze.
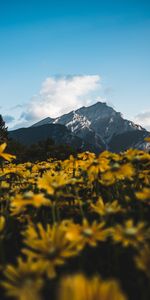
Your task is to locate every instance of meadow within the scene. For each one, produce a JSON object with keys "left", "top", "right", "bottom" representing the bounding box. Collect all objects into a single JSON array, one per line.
[{"left": 0, "top": 141, "right": 150, "bottom": 300}]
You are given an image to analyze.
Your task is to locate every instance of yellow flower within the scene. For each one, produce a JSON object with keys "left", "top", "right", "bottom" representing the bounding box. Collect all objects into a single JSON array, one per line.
[
  {"left": 144, "top": 137, "right": 150, "bottom": 143},
  {"left": 0, "top": 215, "right": 6, "bottom": 233},
  {"left": 58, "top": 273, "right": 127, "bottom": 300},
  {"left": 101, "top": 163, "right": 135, "bottom": 185},
  {"left": 78, "top": 152, "right": 96, "bottom": 161},
  {"left": 135, "top": 188, "right": 150, "bottom": 201},
  {"left": 124, "top": 149, "right": 143, "bottom": 160},
  {"left": 87, "top": 158, "right": 110, "bottom": 182},
  {"left": 2, "top": 257, "right": 43, "bottom": 300},
  {"left": 91, "top": 198, "right": 124, "bottom": 216},
  {"left": 135, "top": 244, "right": 150, "bottom": 278},
  {"left": 0, "top": 143, "right": 16, "bottom": 161},
  {"left": 22, "top": 222, "right": 79, "bottom": 278},
  {"left": 125, "top": 149, "right": 150, "bottom": 163},
  {"left": 63, "top": 155, "right": 79, "bottom": 173},
  {"left": 37, "top": 171, "right": 73, "bottom": 195},
  {"left": 10, "top": 192, "right": 51, "bottom": 215},
  {"left": 0, "top": 181, "right": 9, "bottom": 189},
  {"left": 63, "top": 219, "right": 109, "bottom": 250},
  {"left": 62, "top": 220, "right": 82, "bottom": 243},
  {"left": 111, "top": 219, "right": 147, "bottom": 248},
  {"left": 37, "top": 172, "right": 55, "bottom": 194},
  {"left": 80, "top": 219, "right": 109, "bottom": 247},
  {"left": 117, "top": 163, "right": 135, "bottom": 178}
]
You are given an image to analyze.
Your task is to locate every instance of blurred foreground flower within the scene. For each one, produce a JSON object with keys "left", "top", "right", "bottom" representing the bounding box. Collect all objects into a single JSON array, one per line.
[
  {"left": 144, "top": 137, "right": 150, "bottom": 143},
  {"left": 135, "top": 244, "right": 150, "bottom": 278},
  {"left": 2, "top": 257, "right": 43, "bottom": 300},
  {"left": 0, "top": 215, "right": 6, "bottom": 234},
  {"left": 58, "top": 273, "right": 127, "bottom": 300},
  {"left": 135, "top": 188, "right": 150, "bottom": 201},
  {"left": 0, "top": 143, "right": 16, "bottom": 162},
  {"left": 22, "top": 222, "right": 79, "bottom": 278}
]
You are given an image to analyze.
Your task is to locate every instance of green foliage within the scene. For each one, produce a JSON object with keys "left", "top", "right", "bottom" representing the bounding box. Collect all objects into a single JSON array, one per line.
[{"left": 0, "top": 115, "right": 8, "bottom": 143}]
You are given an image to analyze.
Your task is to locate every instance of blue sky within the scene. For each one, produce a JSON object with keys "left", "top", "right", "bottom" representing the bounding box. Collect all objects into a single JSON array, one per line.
[{"left": 0, "top": 0, "right": 150, "bottom": 129}]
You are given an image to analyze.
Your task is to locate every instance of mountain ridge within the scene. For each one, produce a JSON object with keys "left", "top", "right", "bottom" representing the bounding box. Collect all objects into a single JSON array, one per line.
[
  {"left": 32, "top": 102, "right": 149, "bottom": 152},
  {"left": 9, "top": 102, "right": 150, "bottom": 153}
]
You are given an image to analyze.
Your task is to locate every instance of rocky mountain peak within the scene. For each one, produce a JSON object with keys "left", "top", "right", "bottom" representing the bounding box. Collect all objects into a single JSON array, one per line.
[{"left": 31, "top": 101, "right": 149, "bottom": 152}]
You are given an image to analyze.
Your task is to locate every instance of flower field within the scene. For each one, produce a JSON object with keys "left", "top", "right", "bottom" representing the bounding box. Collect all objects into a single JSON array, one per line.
[{"left": 0, "top": 142, "right": 150, "bottom": 300}]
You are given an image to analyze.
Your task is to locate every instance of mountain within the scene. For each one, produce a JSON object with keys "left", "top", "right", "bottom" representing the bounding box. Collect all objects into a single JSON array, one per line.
[{"left": 32, "top": 102, "right": 150, "bottom": 152}]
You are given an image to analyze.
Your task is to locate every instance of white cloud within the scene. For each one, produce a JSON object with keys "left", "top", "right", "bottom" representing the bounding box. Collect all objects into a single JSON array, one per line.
[
  {"left": 134, "top": 110, "right": 150, "bottom": 131},
  {"left": 21, "top": 75, "right": 102, "bottom": 123},
  {"left": 3, "top": 115, "right": 15, "bottom": 124}
]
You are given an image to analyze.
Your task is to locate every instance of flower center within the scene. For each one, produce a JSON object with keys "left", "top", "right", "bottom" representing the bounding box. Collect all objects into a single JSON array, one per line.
[
  {"left": 125, "top": 227, "right": 137, "bottom": 236},
  {"left": 82, "top": 228, "right": 93, "bottom": 237},
  {"left": 106, "top": 207, "right": 114, "bottom": 213},
  {"left": 48, "top": 246, "right": 58, "bottom": 259}
]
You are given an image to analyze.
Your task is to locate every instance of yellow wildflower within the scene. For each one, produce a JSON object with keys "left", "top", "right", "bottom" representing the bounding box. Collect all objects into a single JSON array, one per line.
[
  {"left": 58, "top": 273, "right": 127, "bottom": 300},
  {"left": 91, "top": 198, "right": 124, "bottom": 216},
  {"left": 10, "top": 192, "right": 51, "bottom": 215},
  {"left": 2, "top": 257, "right": 43, "bottom": 300},
  {"left": 144, "top": 137, "right": 150, "bottom": 143},
  {"left": 37, "top": 170, "right": 73, "bottom": 195},
  {"left": 0, "top": 215, "right": 6, "bottom": 233},
  {"left": 87, "top": 158, "right": 110, "bottom": 182},
  {"left": 111, "top": 219, "right": 147, "bottom": 248},
  {"left": 101, "top": 163, "right": 135, "bottom": 185},
  {"left": 135, "top": 244, "right": 150, "bottom": 278},
  {"left": 135, "top": 188, "right": 150, "bottom": 201},
  {"left": 0, "top": 143, "right": 16, "bottom": 161},
  {"left": 22, "top": 222, "right": 79, "bottom": 278},
  {"left": 78, "top": 152, "right": 96, "bottom": 161},
  {"left": 80, "top": 218, "right": 109, "bottom": 247},
  {"left": 0, "top": 181, "right": 9, "bottom": 189},
  {"left": 63, "top": 218, "right": 109, "bottom": 250}
]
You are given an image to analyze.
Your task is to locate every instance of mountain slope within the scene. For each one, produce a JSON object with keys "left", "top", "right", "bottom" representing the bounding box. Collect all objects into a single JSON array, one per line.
[
  {"left": 109, "top": 130, "right": 149, "bottom": 152},
  {"left": 9, "top": 123, "right": 106, "bottom": 153},
  {"left": 9, "top": 124, "right": 82, "bottom": 148}
]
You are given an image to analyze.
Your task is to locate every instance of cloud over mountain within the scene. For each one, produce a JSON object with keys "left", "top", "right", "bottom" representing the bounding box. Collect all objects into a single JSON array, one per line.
[
  {"left": 134, "top": 111, "right": 150, "bottom": 131},
  {"left": 3, "top": 115, "right": 15, "bottom": 124},
  {"left": 20, "top": 75, "right": 102, "bottom": 123}
]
